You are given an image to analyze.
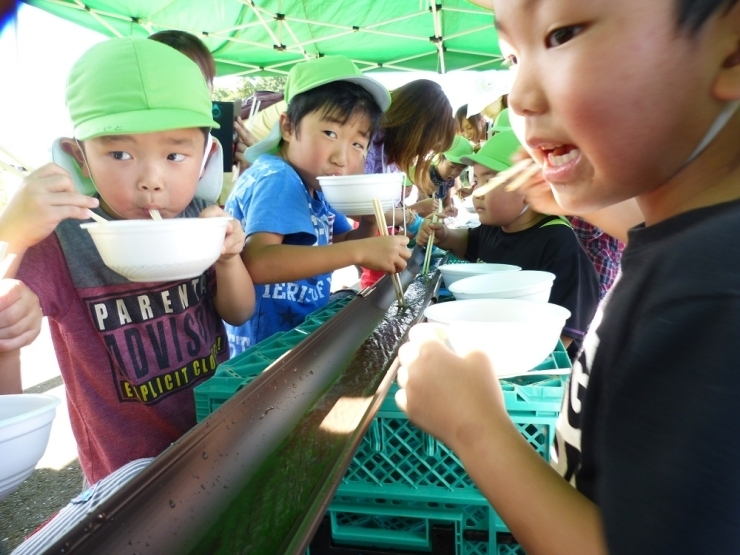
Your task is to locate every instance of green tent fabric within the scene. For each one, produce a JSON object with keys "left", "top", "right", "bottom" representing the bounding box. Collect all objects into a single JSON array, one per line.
[{"left": 23, "top": 0, "right": 503, "bottom": 76}]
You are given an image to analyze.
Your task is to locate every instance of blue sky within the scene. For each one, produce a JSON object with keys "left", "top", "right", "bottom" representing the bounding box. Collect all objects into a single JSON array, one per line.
[{"left": 0, "top": 3, "right": 507, "bottom": 170}]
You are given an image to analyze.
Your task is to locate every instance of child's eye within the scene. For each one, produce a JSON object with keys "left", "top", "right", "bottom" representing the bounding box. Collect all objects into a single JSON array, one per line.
[
  {"left": 545, "top": 25, "right": 584, "bottom": 48},
  {"left": 324, "top": 130, "right": 338, "bottom": 139},
  {"left": 353, "top": 141, "right": 369, "bottom": 150},
  {"left": 111, "top": 151, "right": 132, "bottom": 160},
  {"left": 167, "top": 153, "right": 186, "bottom": 162}
]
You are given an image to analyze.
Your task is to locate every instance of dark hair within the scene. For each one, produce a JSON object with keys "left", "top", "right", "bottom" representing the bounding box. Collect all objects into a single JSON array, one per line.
[
  {"left": 382, "top": 79, "right": 456, "bottom": 195},
  {"left": 149, "top": 30, "right": 216, "bottom": 88},
  {"left": 285, "top": 80, "right": 383, "bottom": 141},
  {"left": 676, "top": 0, "right": 739, "bottom": 32},
  {"left": 455, "top": 105, "right": 487, "bottom": 145}
]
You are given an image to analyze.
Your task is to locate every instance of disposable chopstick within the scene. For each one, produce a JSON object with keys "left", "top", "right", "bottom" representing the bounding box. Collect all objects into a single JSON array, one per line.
[
  {"left": 373, "top": 199, "right": 406, "bottom": 306},
  {"left": 422, "top": 196, "right": 443, "bottom": 275},
  {"left": 472, "top": 158, "right": 536, "bottom": 198}
]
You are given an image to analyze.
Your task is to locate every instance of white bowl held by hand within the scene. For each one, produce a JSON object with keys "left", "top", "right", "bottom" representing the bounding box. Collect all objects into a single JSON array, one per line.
[
  {"left": 81, "top": 217, "right": 232, "bottom": 282},
  {"left": 422, "top": 299, "right": 571, "bottom": 376},
  {"left": 449, "top": 270, "right": 556, "bottom": 302},
  {"left": 317, "top": 173, "right": 404, "bottom": 216},
  {"left": 0, "top": 394, "right": 60, "bottom": 500},
  {"left": 438, "top": 263, "right": 521, "bottom": 287}
]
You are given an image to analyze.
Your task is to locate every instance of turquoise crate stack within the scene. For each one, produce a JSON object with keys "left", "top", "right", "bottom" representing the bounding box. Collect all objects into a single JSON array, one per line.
[
  {"left": 326, "top": 346, "right": 569, "bottom": 555},
  {"left": 193, "top": 287, "right": 571, "bottom": 554}
]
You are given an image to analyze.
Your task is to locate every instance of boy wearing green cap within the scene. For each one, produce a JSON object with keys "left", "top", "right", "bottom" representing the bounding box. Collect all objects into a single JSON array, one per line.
[
  {"left": 0, "top": 37, "right": 254, "bottom": 484},
  {"left": 418, "top": 134, "right": 474, "bottom": 217},
  {"left": 224, "top": 55, "right": 411, "bottom": 356},
  {"left": 419, "top": 130, "right": 599, "bottom": 358}
]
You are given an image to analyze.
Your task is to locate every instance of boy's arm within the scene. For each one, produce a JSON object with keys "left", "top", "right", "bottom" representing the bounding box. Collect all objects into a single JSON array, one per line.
[
  {"left": 0, "top": 164, "right": 100, "bottom": 277},
  {"left": 416, "top": 219, "right": 469, "bottom": 259},
  {"left": 0, "top": 280, "right": 43, "bottom": 394},
  {"left": 396, "top": 327, "right": 608, "bottom": 555},
  {"left": 334, "top": 215, "right": 378, "bottom": 242},
  {"left": 243, "top": 231, "right": 410, "bottom": 285},
  {"left": 201, "top": 206, "right": 255, "bottom": 326}
]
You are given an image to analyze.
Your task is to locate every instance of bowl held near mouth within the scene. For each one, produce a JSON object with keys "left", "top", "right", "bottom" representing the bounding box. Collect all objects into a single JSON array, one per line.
[{"left": 81, "top": 216, "right": 231, "bottom": 282}]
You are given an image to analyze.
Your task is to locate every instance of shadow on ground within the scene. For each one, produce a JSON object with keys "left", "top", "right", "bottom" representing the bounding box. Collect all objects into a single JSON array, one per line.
[{"left": 0, "top": 460, "right": 83, "bottom": 554}]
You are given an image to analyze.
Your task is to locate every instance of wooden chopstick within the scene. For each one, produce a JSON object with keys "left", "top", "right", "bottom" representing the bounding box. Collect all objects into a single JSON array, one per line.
[
  {"left": 372, "top": 199, "right": 406, "bottom": 306},
  {"left": 422, "top": 196, "right": 444, "bottom": 275},
  {"left": 472, "top": 158, "right": 537, "bottom": 198}
]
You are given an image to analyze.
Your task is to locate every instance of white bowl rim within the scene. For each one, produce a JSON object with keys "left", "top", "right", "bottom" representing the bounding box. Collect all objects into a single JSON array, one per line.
[
  {"left": 438, "top": 263, "right": 522, "bottom": 274},
  {"left": 317, "top": 173, "right": 405, "bottom": 185},
  {"left": 80, "top": 215, "right": 232, "bottom": 231},
  {"left": 448, "top": 270, "right": 556, "bottom": 294},
  {"left": 0, "top": 394, "right": 60, "bottom": 431},
  {"left": 424, "top": 298, "right": 571, "bottom": 323}
]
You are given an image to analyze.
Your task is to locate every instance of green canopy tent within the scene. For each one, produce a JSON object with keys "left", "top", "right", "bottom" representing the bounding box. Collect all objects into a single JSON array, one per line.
[{"left": 23, "top": 0, "right": 503, "bottom": 76}]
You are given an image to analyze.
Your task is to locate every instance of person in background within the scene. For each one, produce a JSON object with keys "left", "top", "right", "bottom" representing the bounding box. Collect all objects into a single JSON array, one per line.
[
  {"left": 399, "top": 0, "right": 740, "bottom": 552},
  {"left": 148, "top": 30, "right": 216, "bottom": 92},
  {"left": 365, "top": 79, "right": 456, "bottom": 197},
  {"left": 0, "top": 38, "right": 254, "bottom": 484},
  {"left": 225, "top": 55, "right": 410, "bottom": 357},
  {"left": 418, "top": 130, "right": 599, "bottom": 359},
  {"left": 455, "top": 104, "right": 488, "bottom": 152},
  {"left": 0, "top": 278, "right": 43, "bottom": 394},
  {"left": 417, "top": 135, "right": 474, "bottom": 217}
]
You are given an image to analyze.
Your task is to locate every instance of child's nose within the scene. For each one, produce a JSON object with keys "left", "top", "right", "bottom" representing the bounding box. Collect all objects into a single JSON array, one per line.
[
  {"left": 330, "top": 143, "right": 348, "bottom": 167},
  {"left": 136, "top": 166, "right": 165, "bottom": 192}
]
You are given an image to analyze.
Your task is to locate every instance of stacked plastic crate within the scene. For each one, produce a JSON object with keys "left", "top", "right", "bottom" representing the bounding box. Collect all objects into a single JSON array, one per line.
[{"left": 319, "top": 348, "right": 569, "bottom": 555}]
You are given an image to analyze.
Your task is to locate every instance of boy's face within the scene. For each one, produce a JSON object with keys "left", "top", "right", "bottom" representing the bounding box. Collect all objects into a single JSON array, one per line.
[
  {"left": 280, "top": 109, "right": 372, "bottom": 191},
  {"left": 471, "top": 163, "right": 526, "bottom": 226},
  {"left": 71, "top": 129, "right": 207, "bottom": 220},
  {"left": 437, "top": 157, "right": 468, "bottom": 181},
  {"left": 494, "top": 0, "right": 728, "bottom": 214}
]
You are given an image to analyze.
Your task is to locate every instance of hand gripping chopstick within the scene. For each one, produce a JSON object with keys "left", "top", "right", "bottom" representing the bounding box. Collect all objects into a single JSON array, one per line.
[
  {"left": 472, "top": 158, "right": 541, "bottom": 197},
  {"left": 422, "top": 195, "right": 444, "bottom": 276},
  {"left": 372, "top": 199, "right": 406, "bottom": 307}
]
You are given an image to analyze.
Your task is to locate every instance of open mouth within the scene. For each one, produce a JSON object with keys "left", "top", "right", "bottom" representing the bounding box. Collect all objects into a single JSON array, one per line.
[{"left": 543, "top": 145, "right": 580, "bottom": 167}]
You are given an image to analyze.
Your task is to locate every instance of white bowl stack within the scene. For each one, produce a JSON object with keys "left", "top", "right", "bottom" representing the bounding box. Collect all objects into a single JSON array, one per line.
[
  {"left": 438, "top": 263, "right": 521, "bottom": 287},
  {"left": 449, "top": 270, "right": 556, "bottom": 302},
  {"left": 0, "top": 394, "right": 60, "bottom": 500},
  {"left": 423, "top": 298, "right": 571, "bottom": 377},
  {"left": 81, "top": 216, "right": 232, "bottom": 282},
  {"left": 317, "top": 173, "right": 404, "bottom": 216}
]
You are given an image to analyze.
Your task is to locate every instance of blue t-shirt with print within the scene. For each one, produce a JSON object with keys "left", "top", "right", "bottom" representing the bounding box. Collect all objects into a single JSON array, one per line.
[{"left": 224, "top": 155, "right": 352, "bottom": 356}]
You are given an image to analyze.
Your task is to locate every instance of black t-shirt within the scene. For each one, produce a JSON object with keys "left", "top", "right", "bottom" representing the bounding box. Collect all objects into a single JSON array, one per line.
[
  {"left": 557, "top": 199, "right": 740, "bottom": 553},
  {"left": 465, "top": 216, "right": 599, "bottom": 358}
]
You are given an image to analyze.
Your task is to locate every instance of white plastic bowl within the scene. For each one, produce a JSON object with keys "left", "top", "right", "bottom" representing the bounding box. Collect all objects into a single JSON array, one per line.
[
  {"left": 0, "top": 394, "right": 60, "bottom": 500},
  {"left": 81, "top": 217, "right": 231, "bottom": 282},
  {"left": 438, "top": 263, "right": 521, "bottom": 287},
  {"left": 422, "top": 299, "right": 571, "bottom": 376},
  {"left": 317, "top": 173, "right": 404, "bottom": 216},
  {"left": 449, "top": 270, "right": 556, "bottom": 302}
]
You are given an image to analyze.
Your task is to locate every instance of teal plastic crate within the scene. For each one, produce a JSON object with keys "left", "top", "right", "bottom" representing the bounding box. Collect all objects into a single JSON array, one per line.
[
  {"left": 327, "top": 343, "right": 569, "bottom": 554},
  {"left": 194, "top": 296, "right": 353, "bottom": 421},
  {"left": 326, "top": 496, "right": 524, "bottom": 555}
]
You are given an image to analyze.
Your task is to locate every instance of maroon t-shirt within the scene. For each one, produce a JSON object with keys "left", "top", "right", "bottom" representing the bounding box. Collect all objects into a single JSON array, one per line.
[{"left": 18, "top": 202, "right": 228, "bottom": 483}]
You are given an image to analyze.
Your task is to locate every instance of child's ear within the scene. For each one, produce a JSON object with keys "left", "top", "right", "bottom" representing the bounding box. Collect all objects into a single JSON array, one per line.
[
  {"left": 200, "top": 135, "right": 217, "bottom": 178},
  {"left": 714, "top": 2, "right": 740, "bottom": 101},
  {"left": 279, "top": 113, "right": 294, "bottom": 142},
  {"left": 59, "top": 138, "right": 90, "bottom": 177}
]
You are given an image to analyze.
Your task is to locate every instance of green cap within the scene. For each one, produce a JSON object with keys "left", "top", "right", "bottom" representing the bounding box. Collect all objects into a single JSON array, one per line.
[
  {"left": 492, "top": 108, "right": 511, "bottom": 132},
  {"left": 67, "top": 37, "right": 218, "bottom": 141},
  {"left": 246, "top": 55, "right": 390, "bottom": 163},
  {"left": 443, "top": 135, "right": 475, "bottom": 165},
  {"left": 459, "top": 130, "right": 521, "bottom": 172}
]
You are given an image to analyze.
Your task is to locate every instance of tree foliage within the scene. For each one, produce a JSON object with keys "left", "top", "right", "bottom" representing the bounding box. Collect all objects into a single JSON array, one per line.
[{"left": 212, "top": 76, "right": 287, "bottom": 101}]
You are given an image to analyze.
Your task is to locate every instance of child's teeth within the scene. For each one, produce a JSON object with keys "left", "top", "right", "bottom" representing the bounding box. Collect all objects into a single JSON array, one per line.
[{"left": 548, "top": 148, "right": 580, "bottom": 166}]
